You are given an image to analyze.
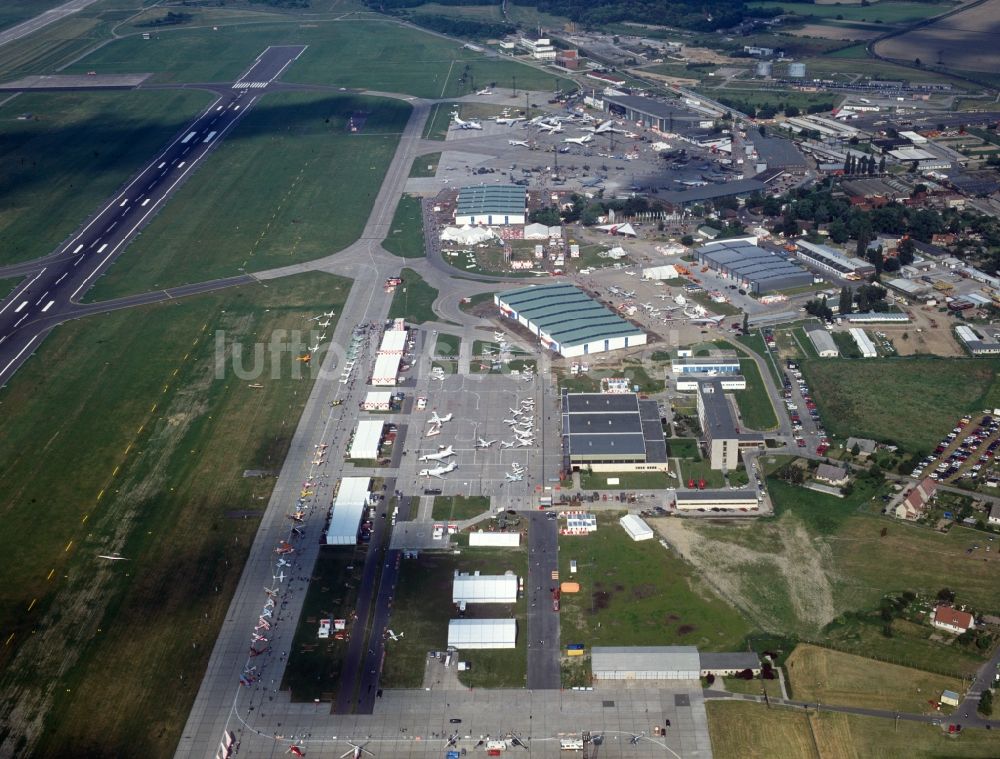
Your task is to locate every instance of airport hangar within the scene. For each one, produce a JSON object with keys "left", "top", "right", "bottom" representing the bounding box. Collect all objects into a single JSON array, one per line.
[
  {"left": 561, "top": 391, "right": 668, "bottom": 473},
  {"left": 601, "top": 94, "right": 703, "bottom": 132},
  {"left": 455, "top": 185, "right": 527, "bottom": 226},
  {"left": 495, "top": 283, "right": 647, "bottom": 358},
  {"left": 694, "top": 239, "right": 813, "bottom": 294}
]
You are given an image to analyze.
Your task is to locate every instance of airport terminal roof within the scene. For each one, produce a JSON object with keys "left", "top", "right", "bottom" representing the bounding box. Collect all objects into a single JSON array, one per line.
[
  {"left": 697, "top": 239, "right": 811, "bottom": 291},
  {"left": 603, "top": 94, "right": 694, "bottom": 121},
  {"left": 658, "top": 178, "right": 766, "bottom": 205},
  {"left": 496, "top": 284, "right": 644, "bottom": 348},
  {"left": 456, "top": 185, "right": 526, "bottom": 216},
  {"left": 562, "top": 392, "right": 667, "bottom": 463}
]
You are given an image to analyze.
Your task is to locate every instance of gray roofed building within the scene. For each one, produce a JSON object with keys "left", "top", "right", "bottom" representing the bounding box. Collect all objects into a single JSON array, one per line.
[
  {"left": 815, "top": 463, "right": 849, "bottom": 486},
  {"left": 699, "top": 652, "right": 762, "bottom": 675},
  {"left": 591, "top": 646, "right": 701, "bottom": 680},
  {"left": 603, "top": 94, "right": 701, "bottom": 132},
  {"left": 805, "top": 326, "right": 839, "bottom": 358},
  {"left": 751, "top": 135, "right": 807, "bottom": 169},
  {"left": 697, "top": 379, "right": 765, "bottom": 470},
  {"left": 658, "top": 178, "right": 768, "bottom": 206},
  {"left": 696, "top": 239, "right": 813, "bottom": 294},
  {"left": 562, "top": 392, "right": 667, "bottom": 470},
  {"left": 496, "top": 284, "right": 646, "bottom": 358},
  {"left": 845, "top": 437, "right": 877, "bottom": 456},
  {"left": 455, "top": 185, "right": 526, "bottom": 226}
]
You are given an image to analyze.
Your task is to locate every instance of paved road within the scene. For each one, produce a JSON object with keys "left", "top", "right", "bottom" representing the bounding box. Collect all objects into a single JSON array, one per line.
[
  {"left": 0, "top": 0, "right": 100, "bottom": 49},
  {"left": 525, "top": 512, "right": 561, "bottom": 689},
  {"left": 0, "top": 46, "right": 308, "bottom": 388}
]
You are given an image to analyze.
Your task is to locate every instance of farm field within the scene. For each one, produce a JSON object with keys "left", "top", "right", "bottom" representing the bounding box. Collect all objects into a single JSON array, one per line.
[
  {"left": 387, "top": 267, "right": 439, "bottom": 324},
  {"left": 381, "top": 546, "right": 527, "bottom": 689},
  {"left": 801, "top": 53, "right": 966, "bottom": 86},
  {"left": 707, "top": 700, "right": 1000, "bottom": 759},
  {"left": 876, "top": 0, "right": 1000, "bottom": 73},
  {"left": 785, "top": 644, "right": 963, "bottom": 713},
  {"left": 0, "top": 272, "right": 351, "bottom": 758},
  {"left": 84, "top": 92, "right": 409, "bottom": 300},
  {"left": 0, "top": 89, "right": 213, "bottom": 267},
  {"left": 799, "top": 357, "right": 1000, "bottom": 453},
  {"left": 748, "top": 1, "right": 951, "bottom": 24},
  {"left": 383, "top": 194, "right": 426, "bottom": 259},
  {"left": 558, "top": 513, "right": 752, "bottom": 653}
]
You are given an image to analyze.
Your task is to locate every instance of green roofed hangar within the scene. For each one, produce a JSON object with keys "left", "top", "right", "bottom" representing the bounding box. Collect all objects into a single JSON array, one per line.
[
  {"left": 455, "top": 185, "right": 527, "bottom": 226},
  {"left": 495, "top": 284, "right": 647, "bottom": 358}
]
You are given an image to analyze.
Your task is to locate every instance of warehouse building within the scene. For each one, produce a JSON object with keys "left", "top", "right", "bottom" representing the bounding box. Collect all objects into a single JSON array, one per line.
[
  {"left": 349, "top": 419, "right": 385, "bottom": 460},
  {"left": 619, "top": 514, "right": 654, "bottom": 541},
  {"left": 602, "top": 94, "right": 700, "bottom": 133},
  {"left": 794, "top": 240, "right": 874, "bottom": 280},
  {"left": 849, "top": 327, "right": 877, "bottom": 358},
  {"left": 697, "top": 380, "right": 765, "bottom": 470},
  {"left": 805, "top": 326, "right": 839, "bottom": 358},
  {"left": 452, "top": 573, "right": 519, "bottom": 604},
  {"left": 455, "top": 185, "right": 526, "bottom": 226},
  {"left": 956, "top": 325, "right": 1000, "bottom": 355},
  {"left": 695, "top": 240, "right": 813, "bottom": 294},
  {"left": 700, "top": 652, "right": 762, "bottom": 677},
  {"left": 675, "top": 375, "right": 746, "bottom": 392},
  {"left": 670, "top": 352, "right": 741, "bottom": 375},
  {"left": 496, "top": 284, "right": 647, "bottom": 358},
  {"left": 362, "top": 390, "right": 393, "bottom": 411},
  {"left": 844, "top": 311, "right": 910, "bottom": 323},
  {"left": 674, "top": 489, "right": 760, "bottom": 511},
  {"left": 325, "top": 477, "right": 371, "bottom": 545},
  {"left": 592, "top": 646, "right": 701, "bottom": 680},
  {"left": 447, "top": 619, "right": 517, "bottom": 650},
  {"left": 561, "top": 392, "right": 668, "bottom": 472}
]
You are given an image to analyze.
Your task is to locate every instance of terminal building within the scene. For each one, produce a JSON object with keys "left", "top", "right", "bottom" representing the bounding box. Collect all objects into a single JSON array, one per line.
[
  {"left": 561, "top": 392, "right": 668, "bottom": 473},
  {"left": 670, "top": 351, "right": 741, "bottom": 376},
  {"left": 496, "top": 284, "right": 646, "bottom": 358},
  {"left": 697, "top": 379, "right": 764, "bottom": 470},
  {"left": 601, "top": 94, "right": 700, "bottom": 133},
  {"left": 454, "top": 185, "right": 527, "bottom": 226},
  {"left": 695, "top": 239, "right": 813, "bottom": 294}
]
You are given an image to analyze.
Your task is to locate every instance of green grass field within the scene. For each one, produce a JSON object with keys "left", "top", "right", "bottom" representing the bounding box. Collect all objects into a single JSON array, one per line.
[
  {"left": 748, "top": 1, "right": 949, "bottom": 24},
  {"left": 0, "top": 89, "right": 213, "bottom": 267},
  {"left": 84, "top": 92, "right": 409, "bottom": 299},
  {"left": 431, "top": 494, "right": 489, "bottom": 520},
  {"left": 409, "top": 152, "right": 440, "bottom": 177},
  {"left": 667, "top": 437, "right": 700, "bottom": 458},
  {"left": 736, "top": 358, "right": 779, "bottom": 431},
  {"left": 0, "top": 272, "right": 351, "bottom": 757},
  {"left": 707, "top": 700, "right": 1000, "bottom": 759},
  {"left": 579, "top": 470, "right": 671, "bottom": 490},
  {"left": 0, "top": 276, "right": 22, "bottom": 300},
  {"left": 381, "top": 546, "right": 527, "bottom": 688},
  {"left": 435, "top": 332, "right": 460, "bottom": 357},
  {"left": 558, "top": 513, "right": 751, "bottom": 652},
  {"left": 388, "top": 268, "right": 439, "bottom": 323},
  {"left": 382, "top": 194, "right": 426, "bottom": 259},
  {"left": 799, "top": 357, "right": 1000, "bottom": 452},
  {"left": 423, "top": 102, "right": 457, "bottom": 139}
]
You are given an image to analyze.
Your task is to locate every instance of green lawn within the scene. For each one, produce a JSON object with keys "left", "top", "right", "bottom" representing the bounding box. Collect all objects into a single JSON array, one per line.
[
  {"left": 431, "top": 495, "right": 490, "bottom": 521},
  {"left": 382, "top": 194, "right": 426, "bottom": 259},
  {"left": 422, "top": 102, "right": 457, "bottom": 139},
  {"left": 558, "top": 513, "right": 751, "bottom": 652},
  {"left": 381, "top": 547, "right": 527, "bottom": 688},
  {"left": 0, "top": 89, "right": 213, "bottom": 267},
  {"left": 0, "top": 14, "right": 105, "bottom": 84},
  {"left": 409, "top": 152, "right": 440, "bottom": 177},
  {"left": 0, "top": 276, "right": 22, "bottom": 300},
  {"left": 689, "top": 291, "right": 742, "bottom": 317},
  {"left": 388, "top": 268, "right": 439, "bottom": 324},
  {"left": 739, "top": 331, "right": 782, "bottom": 385},
  {"left": 579, "top": 470, "right": 671, "bottom": 490},
  {"left": 460, "top": 291, "right": 496, "bottom": 313},
  {"left": 667, "top": 437, "right": 700, "bottom": 459},
  {"left": 0, "top": 272, "right": 351, "bottom": 757},
  {"left": 723, "top": 675, "right": 784, "bottom": 698},
  {"left": 832, "top": 330, "right": 863, "bottom": 358},
  {"left": 85, "top": 92, "right": 409, "bottom": 299},
  {"left": 435, "top": 333, "right": 461, "bottom": 357},
  {"left": 678, "top": 458, "right": 727, "bottom": 488},
  {"left": 799, "top": 357, "right": 1000, "bottom": 452},
  {"left": 736, "top": 358, "right": 779, "bottom": 431}
]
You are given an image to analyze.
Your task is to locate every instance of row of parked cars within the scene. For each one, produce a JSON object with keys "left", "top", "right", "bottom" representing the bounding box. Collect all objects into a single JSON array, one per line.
[
  {"left": 783, "top": 360, "right": 829, "bottom": 455},
  {"left": 913, "top": 413, "right": 1000, "bottom": 484}
]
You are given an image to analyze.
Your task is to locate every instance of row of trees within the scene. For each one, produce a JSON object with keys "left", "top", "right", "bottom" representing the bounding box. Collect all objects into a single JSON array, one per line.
[{"left": 843, "top": 153, "right": 886, "bottom": 176}]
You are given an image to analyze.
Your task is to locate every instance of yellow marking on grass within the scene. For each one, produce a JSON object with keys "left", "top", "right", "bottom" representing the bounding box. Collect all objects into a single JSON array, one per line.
[
  {"left": 47, "top": 569, "right": 55, "bottom": 580},
  {"left": 97, "top": 489, "right": 105, "bottom": 500},
  {"left": 124, "top": 442, "right": 133, "bottom": 456},
  {"left": 64, "top": 541, "right": 73, "bottom": 553},
  {"left": 81, "top": 514, "right": 88, "bottom": 524},
  {"left": 4, "top": 633, "right": 14, "bottom": 646},
  {"left": 27, "top": 599, "right": 36, "bottom": 611},
  {"left": 111, "top": 466, "right": 119, "bottom": 477}
]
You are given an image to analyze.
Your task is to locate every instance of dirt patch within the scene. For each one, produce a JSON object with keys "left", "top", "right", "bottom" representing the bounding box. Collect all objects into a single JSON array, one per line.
[
  {"left": 788, "top": 23, "right": 881, "bottom": 40},
  {"left": 677, "top": 624, "right": 696, "bottom": 636},
  {"left": 632, "top": 583, "right": 657, "bottom": 600},
  {"left": 591, "top": 590, "right": 611, "bottom": 611}
]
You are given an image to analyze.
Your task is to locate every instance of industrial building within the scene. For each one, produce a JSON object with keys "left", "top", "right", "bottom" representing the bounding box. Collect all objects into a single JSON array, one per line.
[
  {"left": 561, "top": 392, "right": 668, "bottom": 472},
  {"left": 452, "top": 573, "right": 519, "bottom": 604},
  {"left": 349, "top": 419, "right": 385, "bottom": 460},
  {"left": 670, "top": 352, "right": 741, "bottom": 375},
  {"left": 695, "top": 240, "right": 813, "bottom": 294},
  {"left": 674, "top": 489, "right": 760, "bottom": 511},
  {"left": 447, "top": 619, "right": 517, "bottom": 650},
  {"left": 591, "top": 646, "right": 701, "bottom": 680},
  {"left": 496, "top": 284, "right": 647, "bottom": 358},
  {"left": 849, "top": 327, "right": 877, "bottom": 358},
  {"left": 956, "top": 325, "right": 1000, "bottom": 355},
  {"left": 805, "top": 326, "right": 839, "bottom": 358},
  {"left": 794, "top": 240, "right": 874, "bottom": 279},
  {"left": 619, "top": 514, "right": 654, "bottom": 541},
  {"left": 325, "top": 477, "right": 371, "bottom": 545},
  {"left": 844, "top": 311, "right": 910, "bottom": 323},
  {"left": 601, "top": 94, "right": 698, "bottom": 133},
  {"left": 454, "top": 185, "right": 526, "bottom": 226},
  {"left": 700, "top": 652, "right": 762, "bottom": 677},
  {"left": 697, "top": 380, "right": 765, "bottom": 470},
  {"left": 675, "top": 375, "right": 746, "bottom": 392}
]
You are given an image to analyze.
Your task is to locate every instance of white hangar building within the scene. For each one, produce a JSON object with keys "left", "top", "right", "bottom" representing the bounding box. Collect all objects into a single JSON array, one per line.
[
  {"left": 447, "top": 619, "right": 517, "bottom": 650},
  {"left": 452, "top": 572, "right": 519, "bottom": 604}
]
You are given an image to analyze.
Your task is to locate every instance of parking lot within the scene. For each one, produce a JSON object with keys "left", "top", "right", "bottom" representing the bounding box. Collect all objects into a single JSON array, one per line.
[{"left": 913, "top": 412, "right": 1000, "bottom": 487}]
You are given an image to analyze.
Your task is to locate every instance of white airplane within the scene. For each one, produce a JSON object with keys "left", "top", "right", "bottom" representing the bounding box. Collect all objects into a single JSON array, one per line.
[
  {"left": 477, "top": 88, "right": 493, "bottom": 95},
  {"left": 500, "top": 440, "right": 515, "bottom": 449},
  {"left": 497, "top": 117, "right": 524, "bottom": 126},
  {"left": 309, "top": 343, "right": 321, "bottom": 352},
  {"left": 516, "top": 439, "right": 533, "bottom": 447},
  {"left": 311, "top": 311, "right": 335, "bottom": 320},
  {"left": 563, "top": 133, "right": 593, "bottom": 145},
  {"left": 276, "top": 557, "right": 291, "bottom": 568},
  {"left": 317, "top": 333, "right": 327, "bottom": 341},
  {"left": 689, "top": 314, "right": 726, "bottom": 325},
  {"left": 505, "top": 473, "right": 524, "bottom": 482},
  {"left": 538, "top": 122, "right": 563, "bottom": 134},
  {"left": 429, "top": 411, "right": 453, "bottom": 425},
  {"left": 425, "top": 425, "right": 441, "bottom": 438},
  {"left": 97, "top": 553, "right": 129, "bottom": 561},
  {"left": 274, "top": 570, "right": 286, "bottom": 583},
  {"left": 494, "top": 331, "right": 505, "bottom": 340},
  {"left": 317, "top": 319, "right": 331, "bottom": 328},
  {"left": 476, "top": 438, "right": 497, "bottom": 448},
  {"left": 251, "top": 633, "right": 268, "bottom": 643},
  {"left": 340, "top": 743, "right": 373, "bottom": 759},
  {"left": 419, "top": 461, "right": 457, "bottom": 479},
  {"left": 264, "top": 586, "right": 279, "bottom": 598},
  {"left": 451, "top": 112, "right": 482, "bottom": 130},
  {"left": 676, "top": 179, "right": 709, "bottom": 187},
  {"left": 508, "top": 139, "right": 530, "bottom": 147},
  {"left": 511, "top": 462, "right": 524, "bottom": 472},
  {"left": 419, "top": 445, "right": 455, "bottom": 462},
  {"left": 587, "top": 119, "right": 624, "bottom": 134},
  {"left": 503, "top": 418, "right": 519, "bottom": 426},
  {"left": 387, "top": 629, "right": 404, "bottom": 641}
]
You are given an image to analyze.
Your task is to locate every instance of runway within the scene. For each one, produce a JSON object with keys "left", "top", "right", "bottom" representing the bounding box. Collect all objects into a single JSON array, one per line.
[{"left": 0, "top": 45, "right": 307, "bottom": 388}]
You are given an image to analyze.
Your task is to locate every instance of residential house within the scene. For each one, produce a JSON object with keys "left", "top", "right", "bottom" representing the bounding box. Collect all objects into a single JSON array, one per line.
[
  {"left": 932, "top": 605, "right": 975, "bottom": 635},
  {"left": 845, "top": 437, "right": 877, "bottom": 458},
  {"left": 815, "top": 463, "right": 849, "bottom": 487},
  {"left": 988, "top": 503, "right": 1000, "bottom": 527},
  {"left": 894, "top": 477, "right": 937, "bottom": 521}
]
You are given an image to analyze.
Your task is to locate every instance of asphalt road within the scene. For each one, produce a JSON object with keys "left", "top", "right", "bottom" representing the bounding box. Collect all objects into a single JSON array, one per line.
[
  {"left": 0, "top": 45, "right": 307, "bottom": 388},
  {"left": 525, "top": 511, "right": 561, "bottom": 689}
]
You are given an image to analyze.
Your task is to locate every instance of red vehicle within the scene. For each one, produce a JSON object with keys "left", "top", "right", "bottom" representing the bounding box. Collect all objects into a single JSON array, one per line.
[{"left": 796, "top": 438, "right": 807, "bottom": 447}]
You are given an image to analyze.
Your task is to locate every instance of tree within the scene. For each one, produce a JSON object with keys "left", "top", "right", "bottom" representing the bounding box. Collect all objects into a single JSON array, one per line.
[
  {"left": 937, "top": 588, "right": 956, "bottom": 602},
  {"left": 681, "top": 234, "right": 695, "bottom": 246},
  {"left": 742, "top": 312, "right": 749, "bottom": 333},
  {"left": 851, "top": 442, "right": 861, "bottom": 456},
  {"left": 839, "top": 285, "right": 853, "bottom": 316},
  {"left": 878, "top": 156, "right": 886, "bottom": 174},
  {"left": 980, "top": 688, "right": 994, "bottom": 716},
  {"left": 829, "top": 220, "right": 849, "bottom": 244},
  {"left": 529, "top": 205, "right": 562, "bottom": 226},
  {"left": 897, "top": 237, "right": 916, "bottom": 266},
  {"left": 784, "top": 105, "right": 800, "bottom": 118}
]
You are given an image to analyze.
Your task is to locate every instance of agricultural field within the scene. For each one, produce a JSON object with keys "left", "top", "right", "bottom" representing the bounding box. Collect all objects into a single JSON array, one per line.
[
  {"left": 383, "top": 194, "right": 426, "bottom": 259},
  {"left": 707, "top": 701, "right": 1000, "bottom": 759},
  {"left": 876, "top": 0, "right": 1000, "bottom": 73},
  {"left": 0, "top": 89, "right": 213, "bottom": 267},
  {"left": 748, "top": 1, "right": 951, "bottom": 24},
  {"left": 0, "top": 272, "right": 350, "bottom": 758},
  {"left": 387, "top": 267, "right": 440, "bottom": 324},
  {"left": 799, "top": 357, "right": 1000, "bottom": 453},
  {"left": 785, "top": 644, "right": 963, "bottom": 713},
  {"left": 557, "top": 513, "right": 752, "bottom": 653},
  {"left": 85, "top": 92, "right": 409, "bottom": 300},
  {"left": 381, "top": 546, "right": 527, "bottom": 689}
]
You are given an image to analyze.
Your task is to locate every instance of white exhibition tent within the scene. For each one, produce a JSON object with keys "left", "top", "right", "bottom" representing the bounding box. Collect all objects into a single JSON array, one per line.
[
  {"left": 447, "top": 619, "right": 517, "bottom": 650},
  {"left": 595, "top": 222, "right": 637, "bottom": 237},
  {"left": 469, "top": 532, "right": 521, "bottom": 547},
  {"left": 349, "top": 419, "right": 384, "bottom": 460},
  {"left": 363, "top": 391, "right": 392, "bottom": 410},
  {"left": 452, "top": 573, "right": 518, "bottom": 604},
  {"left": 619, "top": 514, "right": 654, "bottom": 542},
  {"left": 642, "top": 265, "right": 680, "bottom": 280},
  {"left": 372, "top": 353, "right": 401, "bottom": 386},
  {"left": 326, "top": 477, "right": 371, "bottom": 545},
  {"left": 440, "top": 225, "right": 497, "bottom": 245},
  {"left": 523, "top": 223, "right": 562, "bottom": 240}
]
